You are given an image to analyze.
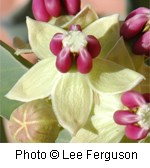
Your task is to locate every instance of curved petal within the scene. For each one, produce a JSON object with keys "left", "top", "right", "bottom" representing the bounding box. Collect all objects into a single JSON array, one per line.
[
  {"left": 87, "top": 58, "right": 144, "bottom": 95},
  {"left": 51, "top": 73, "right": 93, "bottom": 135},
  {"left": 6, "top": 58, "right": 61, "bottom": 102},
  {"left": 62, "top": 5, "right": 98, "bottom": 29},
  {"left": 83, "top": 14, "right": 120, "bottom": 58},
  {"left": 113, "top": 110, "right": 140, "bottom": 125},
  {"left": 91, "top": 94, "right": 125, "bottom": 142},
  {"left": 121, "top": 90, "right": 146, "bottom": 108},
  {"left": 26, "top": 17, "right": 67, "bottom": 59},
  {"left": 125, "top": 125, "right": 148, "bottom": 140},
  {"left": 142, "top": 93, "right": 150, "bottom": 103}
]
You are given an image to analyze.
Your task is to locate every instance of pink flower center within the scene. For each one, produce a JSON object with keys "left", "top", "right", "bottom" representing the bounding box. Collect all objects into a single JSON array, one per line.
[{"left": 50, "top": 25, "right": 101, "bottom": 73}]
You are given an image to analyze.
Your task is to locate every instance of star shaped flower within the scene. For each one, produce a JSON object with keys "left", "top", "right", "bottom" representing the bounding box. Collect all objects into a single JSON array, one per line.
[{"left": 6, "top": 7, "right": 144, "bottom": 135}]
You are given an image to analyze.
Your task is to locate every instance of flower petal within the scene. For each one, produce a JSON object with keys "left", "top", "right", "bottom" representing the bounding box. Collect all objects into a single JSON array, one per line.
[
  {"left": 83, "top": 14, "right": 120, "bottom": 58},
  {"left": 125, "top": 125, "right": 148, "bottom": 140},
  {"left": 121, "top": 90, "right": 146, "bottom": 108},
  {"left": 87, "top": 58, "right": 144, "bottom": 95},
  {"left": 71, "top": 128, "right": 98, "bottom": 143},
  {"left": 113, "top": 110, "right": 140, "bottom": 125},
  {"left": 62, "top": 5, "right": 98, "bottom": 29},
  {"left": 6, "top": 58, "right": 61, "bottom": 102},
  {"left": 106, "top": 37, "right": 135, "bottom": 70},
  {"left": 51, "top": 73, "right": 93, "bottom": 135},
  {"left": 91, "top": 94, "right": 125, "bottom": 142},
  {"left": 26, "top": 17, "right": 67, "bottom": 59}
]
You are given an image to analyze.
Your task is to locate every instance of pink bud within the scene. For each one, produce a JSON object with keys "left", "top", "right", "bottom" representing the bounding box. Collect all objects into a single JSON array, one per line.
[
  {"left": 50, "top": 33, "right": 64, "bottom": 56},
  {"left": 125, "top": 7, "right": 150, "bottom": 21},
  {"left": 121, "top": 90, "right": 146, "bottom": 108},
  {"left": 125, "top": 125, "right": 148, "bottom": 140},
  {"left": 86, "top": 35, "right": 101, "bottom": 58},
  {"left": 77, "top": 48, "right": 92, "bottom": 74},
  {"left": 132, "top": 31, "right": 150, "bottom": 56},
  {"left": 64, "top": 0, "right": 81, "bottom": 15},
  {"left": 44, "top": 0, "right": 62, "bottom": 17},
  {"left": 32, "top": 0, "right": 51, "bottom": 22},
  {"left": 56, "top": 47, "right": 72, "bottom": 73},
  {"left": 113, "top": 110, "right": 140, "bottom": 125},
  {"left": 120, "top": 14, "right": 148, "bottom": 39}
]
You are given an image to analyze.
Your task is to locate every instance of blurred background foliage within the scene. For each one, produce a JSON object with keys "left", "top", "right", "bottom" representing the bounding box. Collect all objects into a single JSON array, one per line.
[{"left": 0, "top": 0, "right": 149, "bottom": 142}]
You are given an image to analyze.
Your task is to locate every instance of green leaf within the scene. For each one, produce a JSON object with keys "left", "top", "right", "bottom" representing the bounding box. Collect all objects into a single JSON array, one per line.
[
  {"left": 0, "top": 41, "right": 33, "bottom": 68},
  {"left": 0, "top": 44, "right": 28, "bottom": 119},
  {"left": 55, "top": 129, "right": 72, "bottom": 143}
]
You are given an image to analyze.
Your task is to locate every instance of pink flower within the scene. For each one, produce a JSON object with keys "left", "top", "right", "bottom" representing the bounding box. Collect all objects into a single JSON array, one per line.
[
  {"left": 50, "top": 25, "right": 101, "bottom": 73},
  {"left": 114, "top": 90, "right": 150, "bottom": 140},
  {"left": 120, "top": 7, "right": 150, "bottom": 56}
]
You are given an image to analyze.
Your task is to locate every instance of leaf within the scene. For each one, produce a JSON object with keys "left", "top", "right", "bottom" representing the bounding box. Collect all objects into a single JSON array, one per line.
[
  {"left": 55, "top": 129, "right": 72, "bottom": 143},
  {"left": 51, "top": 73, "right": 93, "bottom": 135},
  {"left": 0, "top": 41, "right": 33, "bottom": 68},
  {"left": 0, "top": 45, "right": 28, "bottom": 119}
]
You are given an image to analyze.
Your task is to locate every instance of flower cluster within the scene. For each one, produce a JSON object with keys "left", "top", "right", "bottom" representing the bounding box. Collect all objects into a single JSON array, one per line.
[
  {"left": 3, "top": 0, "right": 150, "bottom": 143},
  {"left": 120, "top": 7, "right": 150, "bottom": 56}
]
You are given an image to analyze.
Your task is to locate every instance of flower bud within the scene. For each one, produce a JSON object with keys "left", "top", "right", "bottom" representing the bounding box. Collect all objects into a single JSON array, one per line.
[
  {"left": 132, "top": 31, "right": 150, "bottom": 57},
  {"left": 125, "top": 7, "right": 150, "bottom": 20},
  {"left": 32, "top": 0, "right": 51, "bottom": 22},
  {"left": 120, "top": 14, "right": 148, "bottom": 39},
  {"left": 9, "top": 99, "right": 60, "bottom": 142}
]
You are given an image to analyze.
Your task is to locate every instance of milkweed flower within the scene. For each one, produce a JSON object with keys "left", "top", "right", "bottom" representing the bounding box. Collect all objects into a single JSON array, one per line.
[
  {"left": 6, "top": 7, "right": 144, "bottom": 135},
  {"left": 120, "top": 7, "right": 150, "bottom": 56}
]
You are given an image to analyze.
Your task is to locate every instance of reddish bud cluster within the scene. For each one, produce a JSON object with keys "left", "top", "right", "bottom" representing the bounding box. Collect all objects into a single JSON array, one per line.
[
  {"left": 120, "top": 7, "right": 150, "bottom": 56},
  {"left": 32, "top": 0, "right": 81, "bottom": 22},
  {"left": 50, "top": 25, "right": 101, "bottom": 74}
]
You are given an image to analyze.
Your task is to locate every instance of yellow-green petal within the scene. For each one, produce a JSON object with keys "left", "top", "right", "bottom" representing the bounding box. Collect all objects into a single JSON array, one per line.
[
  {"left": 92, "top": 94, "right": 125, "bottom": 142},
  {"left": 71, "top": 128, "right": 98, "bottom": 143},
  {"left": 83, "top": 14, "right": 120, "bottom": 58},
  {"left": 106, "top": 37, "right": 135, "bottom": 70},
  {"left": 6, "top": 58, "right": 61, "bottom": 102},
  {"left": 26, "top": 17, "right": 67, "bottom": 59},
  {"left": 62, "top": 5, "right": 98, "bottom": 29},
  {"left": 51, "top": 73, "right": 93, "bottom": 135},
  {"left": 87, "top": 58, "right": 144, "bottom": 95}
]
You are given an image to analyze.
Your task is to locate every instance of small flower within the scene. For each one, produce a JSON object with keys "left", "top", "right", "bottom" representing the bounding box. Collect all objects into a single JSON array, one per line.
[
  {"left": 114, "top": 91, "right": 150, "bottom": 140},
  {"left": 6, "top": 8, "right": 144, "bottom": 135},
  {"left": 50, "top": 25, "right": 101, "bottom": 73},
  {"left": 32, "top": 0, "right": 81, "bottom": 22},
  {"left": 9, "top": 99, "right": 60, "bottom": 142},
  {"left": 120, "top": 7, "right": 150, "bottom": 56}
]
